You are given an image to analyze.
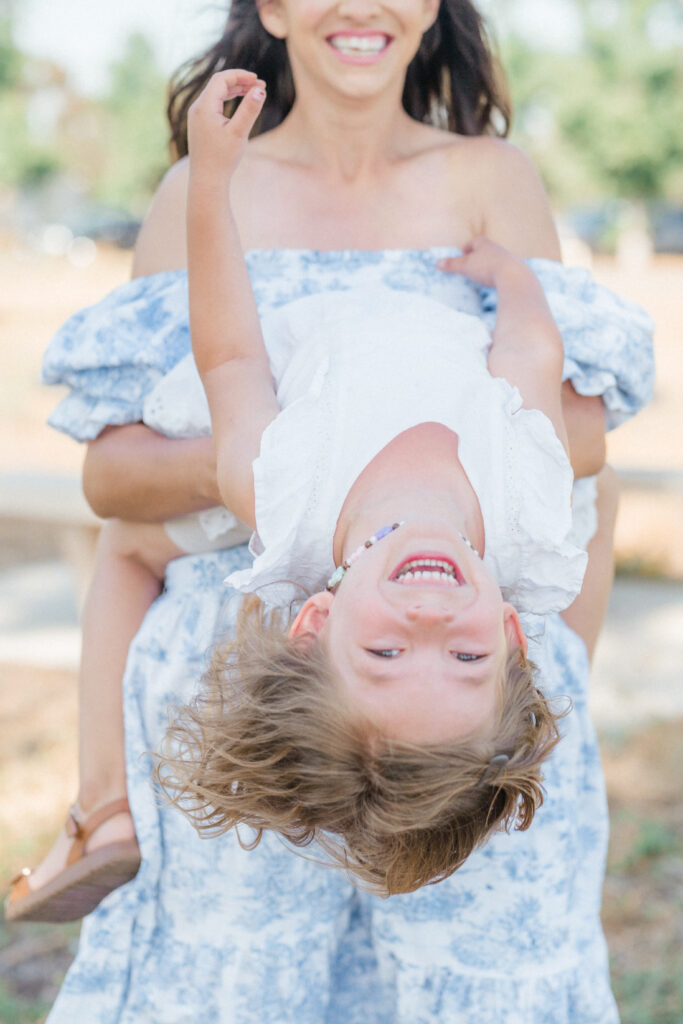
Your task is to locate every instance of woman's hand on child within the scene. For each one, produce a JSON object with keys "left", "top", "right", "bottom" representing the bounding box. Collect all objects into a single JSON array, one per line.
[
  {"left": 187, "top": 70, "right": 266, "bottom": 181},
  {"left": 437, "top": 236, "right": 526, "bottom": 289}
]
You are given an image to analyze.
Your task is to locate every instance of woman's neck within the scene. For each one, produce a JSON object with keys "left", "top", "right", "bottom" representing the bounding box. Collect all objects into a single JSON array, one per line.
[
  {"left": 333, "top": 425, "right": 485, "bottom": 564},
  {"left": 270, "top": 85, "right": 419, "bottom": 182}
]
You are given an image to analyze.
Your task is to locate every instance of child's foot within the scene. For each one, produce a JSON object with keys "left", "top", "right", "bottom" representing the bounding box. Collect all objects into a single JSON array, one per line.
[{"left": 4, "top": 797, "right": 140, "bottom": 923}]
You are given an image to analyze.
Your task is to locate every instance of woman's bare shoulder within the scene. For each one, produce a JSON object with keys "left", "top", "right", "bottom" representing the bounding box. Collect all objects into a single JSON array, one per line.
[
  {"left": 448, "top": 137, "right": 562, "bottom": 259},
  {"left": 132, "top": 158, "right": 190, "bottom": 278}
]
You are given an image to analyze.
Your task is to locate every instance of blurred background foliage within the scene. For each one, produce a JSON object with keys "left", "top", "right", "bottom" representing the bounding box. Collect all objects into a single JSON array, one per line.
[
  {"left": 0, "top": 0, "right": 681, "bottom": 240},
  {"left": 500, "top": 0, "right": 683, "bottom": 206},
  {"left": 0, "top": 19, "right": 167, "bottom": 227}
]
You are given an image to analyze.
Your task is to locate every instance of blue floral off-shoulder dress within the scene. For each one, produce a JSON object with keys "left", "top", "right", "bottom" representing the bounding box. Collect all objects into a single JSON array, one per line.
[{"left": 42, "top": 249, "right": 654, "bottom": 1024}]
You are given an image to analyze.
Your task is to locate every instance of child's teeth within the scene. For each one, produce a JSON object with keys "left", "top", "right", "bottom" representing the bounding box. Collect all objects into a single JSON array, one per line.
[{"left": 396, "top": 560, "right": 459, "bottom": 584}]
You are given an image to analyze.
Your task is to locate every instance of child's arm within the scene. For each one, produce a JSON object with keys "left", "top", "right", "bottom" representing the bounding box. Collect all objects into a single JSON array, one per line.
[
  {"left": 187, "top": 70, "right": 278, "bottom": 529},
  {"left": 441, "top": 237, "right": 569, "bottom": 455}
]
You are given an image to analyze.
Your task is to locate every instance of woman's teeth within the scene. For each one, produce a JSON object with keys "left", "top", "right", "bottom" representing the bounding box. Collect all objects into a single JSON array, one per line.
[
  {"left": 395, "top": 559, "right": 460, "bottom": 585},
  {"left": 329, "top": 35, "right": 389, "bottom": 56}
]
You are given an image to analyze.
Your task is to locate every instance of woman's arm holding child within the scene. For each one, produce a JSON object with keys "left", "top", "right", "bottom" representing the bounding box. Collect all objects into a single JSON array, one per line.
[
  {"left": 84, "top": 159, "right": 223, "bottom": 523},
  {"left": 83, "top": 425, "right": 221, "bottom": 522},
  {"left": 186, "top": 71, "right": 278, "bottom": 528}
]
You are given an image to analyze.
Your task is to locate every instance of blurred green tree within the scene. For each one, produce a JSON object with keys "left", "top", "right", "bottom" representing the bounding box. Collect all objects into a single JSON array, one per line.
[
  {"left": 0, "top": 15, "right": 21, "bottom": 91},
  {"left": 0, "top": 14, "right": 62, "bottom": 190},
  {"left": 92, "top": 32, "right": 169, "bottom": 212},
  {"left": 502, "top": 0, "right": 683, "bottom": 204}
]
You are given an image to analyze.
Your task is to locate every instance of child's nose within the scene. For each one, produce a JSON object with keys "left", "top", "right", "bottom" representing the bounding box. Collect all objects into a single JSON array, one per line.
[{"left": 405, "top": 602, "right": 454, "bottom": 624}]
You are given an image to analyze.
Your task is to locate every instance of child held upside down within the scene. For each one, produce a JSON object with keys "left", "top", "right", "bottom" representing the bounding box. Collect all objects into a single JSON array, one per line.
[
  {"left": 7, "top": 70, "right": 609, "bottom": 920},
  {"left": 154, "top": 70, "right": 592, "bottom": 896}
]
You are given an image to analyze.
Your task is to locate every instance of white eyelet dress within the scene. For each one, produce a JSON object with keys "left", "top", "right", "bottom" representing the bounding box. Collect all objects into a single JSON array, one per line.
[{"left": 226, "top": 284, "right": 587, "bottom": 618}]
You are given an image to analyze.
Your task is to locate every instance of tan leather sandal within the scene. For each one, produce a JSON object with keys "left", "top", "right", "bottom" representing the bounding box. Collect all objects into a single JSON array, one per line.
[{"left": 4, "top": 797, "right": 141, "bottom": 923}]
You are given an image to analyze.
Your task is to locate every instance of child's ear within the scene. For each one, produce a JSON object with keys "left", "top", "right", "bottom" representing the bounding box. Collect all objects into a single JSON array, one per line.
[
  {"left": 503, "top": 604, "right": 528, "bottom": 657},
  {"left": 257, "top": 0, "right": 288, "bottom": 40},
  {"left": 289, "top": 591, "right": 334, "bottom": 639}
]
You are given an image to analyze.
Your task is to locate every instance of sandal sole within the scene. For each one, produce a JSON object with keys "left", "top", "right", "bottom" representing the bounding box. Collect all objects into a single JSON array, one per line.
[{"left": 5, "top": 840, "right": 141, "bottom": 923}]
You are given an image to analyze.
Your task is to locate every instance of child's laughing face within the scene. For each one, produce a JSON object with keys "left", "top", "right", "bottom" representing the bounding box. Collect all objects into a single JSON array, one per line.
[{"left": 290, "top": 523, "right": 527, "bottom": 744}]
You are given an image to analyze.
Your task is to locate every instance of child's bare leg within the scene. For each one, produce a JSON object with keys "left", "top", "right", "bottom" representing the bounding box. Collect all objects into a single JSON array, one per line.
[
  {"left": 561, "top": 466, "right": 619, "bottom": 662},
  {"left": 25, "top": 519, "right": 184, "bottom": 893}
]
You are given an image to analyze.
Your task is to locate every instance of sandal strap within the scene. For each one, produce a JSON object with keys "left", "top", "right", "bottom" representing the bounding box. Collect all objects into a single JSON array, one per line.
[
  {"left": 10, "top": 867, "right": 32, "bottom": 886},
  {"left": 65, "top": 798, "right": 131, "bottom": 867}
]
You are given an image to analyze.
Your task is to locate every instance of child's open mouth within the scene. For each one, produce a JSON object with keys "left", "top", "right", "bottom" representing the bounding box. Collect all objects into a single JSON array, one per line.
[
  {"left": 327, "top": 32, "right": 393, "bottom": 62},
  {"left": 390, "top": 555, "right": 465, "bottom": 586}
]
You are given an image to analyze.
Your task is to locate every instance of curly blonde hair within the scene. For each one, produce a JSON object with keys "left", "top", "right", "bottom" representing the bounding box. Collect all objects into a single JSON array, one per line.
[{"left": 155, "top": 597, "right": 565, "bottom": 896}]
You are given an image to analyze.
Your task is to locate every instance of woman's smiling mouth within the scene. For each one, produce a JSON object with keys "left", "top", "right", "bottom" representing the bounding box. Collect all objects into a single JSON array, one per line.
[{"left": 327, "top": 32, "right": 393, "bottom": 63}]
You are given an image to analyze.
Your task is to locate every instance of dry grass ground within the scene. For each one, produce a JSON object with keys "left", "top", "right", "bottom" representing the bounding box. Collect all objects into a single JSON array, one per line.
[{"left": 0, "top": 240, "right": 681, "bottom": 1022}]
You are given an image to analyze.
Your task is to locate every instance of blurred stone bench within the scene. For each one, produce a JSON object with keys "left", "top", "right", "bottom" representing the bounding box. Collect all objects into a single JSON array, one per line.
[
  {"left": 1, "top": 465, "right": 681, "bottom": 595},
  {"left": 611, "top": 466, "right": 683, "bottom": 578},
  {"left": 0, "top": 471, "right": 100, "bottom": 602},
  {"left": 615, "top": 467, "right": 683, "bottom": 495}
]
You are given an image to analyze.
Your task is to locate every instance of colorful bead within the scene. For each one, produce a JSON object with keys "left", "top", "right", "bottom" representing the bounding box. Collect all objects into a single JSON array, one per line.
[
  {"left": 327, "top": 522, "right": 404, "bottom": 591},
  {"left": 326, "top": 524, "right": 479, "bottom": 591},
  {"left": 459, "top": 532, "right": 481, "bottom": 558}
]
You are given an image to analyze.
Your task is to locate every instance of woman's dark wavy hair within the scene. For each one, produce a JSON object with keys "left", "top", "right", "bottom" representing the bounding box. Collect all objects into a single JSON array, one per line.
[{"left": 167, "top": 0, "right": 511, "bottom": 158}]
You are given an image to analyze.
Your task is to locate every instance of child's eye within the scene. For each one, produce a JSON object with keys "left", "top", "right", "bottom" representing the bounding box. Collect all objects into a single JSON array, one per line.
[
  {"left": 367, "top": 649, "right": 402, "bottom": 658},
  {"left": 452, "top": 652, "right": 485, "bottom": 662}
]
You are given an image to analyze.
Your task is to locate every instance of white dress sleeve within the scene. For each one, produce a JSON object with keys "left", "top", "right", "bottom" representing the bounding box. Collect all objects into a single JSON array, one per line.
[
  {"left": 477, "top": 381, "right": 587, "bottom": 616},
  {"left": 142, "top": 352, "right": 211, "bottom": 440},
  {"left": 142, "top": 353, "right": 251, "bottom": 554}
]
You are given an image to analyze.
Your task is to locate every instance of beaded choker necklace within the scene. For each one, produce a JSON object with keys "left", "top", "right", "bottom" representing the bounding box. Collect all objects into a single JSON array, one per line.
[
  {"left": 327, "top": 522, "right": 404, "bottom": 591},
  {"left": 326, "top": 524, "right": 481, "bottom": 592}
]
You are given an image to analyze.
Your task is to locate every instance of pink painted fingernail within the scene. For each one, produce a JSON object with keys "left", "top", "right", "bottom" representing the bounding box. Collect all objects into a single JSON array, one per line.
[{"left": 252, "top": 88, "right": 266, "bottom": 100}]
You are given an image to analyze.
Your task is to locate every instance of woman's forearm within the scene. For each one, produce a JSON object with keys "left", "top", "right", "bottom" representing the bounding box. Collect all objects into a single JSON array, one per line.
[{"left": 83, "top": 424, "right": 220, "bottom": 522}]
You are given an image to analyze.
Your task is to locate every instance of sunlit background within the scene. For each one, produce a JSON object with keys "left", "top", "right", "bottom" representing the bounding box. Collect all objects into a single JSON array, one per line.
[{"left": 0, "top": 1, "right": 682, "bottom": 1021}]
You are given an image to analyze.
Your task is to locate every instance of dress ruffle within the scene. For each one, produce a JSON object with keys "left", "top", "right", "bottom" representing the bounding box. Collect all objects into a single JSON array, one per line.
[
  {"left": 142, "top": 351, "right": 211, "bottom": 440},
  {"left": 480, "top": 258, "right": 655, "bottom": 430},
  {"left": 488, "top": 387, "right": 588, "bottom": 614},
  {"left": 227, "top": 383, "right": 333, "bottom": 606},
  {"left": 41, "top": 250, "right": 653, "bottom": 442},
  {"left": 376, "top": 954, "right": 618, "bottom": 1024},
  {"left": 42, "top": 271, "right": 190, "bottom": 440}
]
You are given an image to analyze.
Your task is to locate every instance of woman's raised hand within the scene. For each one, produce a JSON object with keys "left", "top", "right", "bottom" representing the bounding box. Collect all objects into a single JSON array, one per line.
[{"left": 187, "top": 70, "right": 266, "bottom": 180}]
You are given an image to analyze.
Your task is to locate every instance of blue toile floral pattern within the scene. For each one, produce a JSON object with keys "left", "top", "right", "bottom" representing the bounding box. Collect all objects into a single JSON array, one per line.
[
  {"left": 42, "top": 250, "right": 637, "bottom": 1023},
  {"left": 47, "top": 554, "right": 618, "bottom": 1024}
]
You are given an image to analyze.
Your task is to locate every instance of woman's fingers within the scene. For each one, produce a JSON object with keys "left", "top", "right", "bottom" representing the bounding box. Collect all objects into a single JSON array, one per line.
[
  {"left": 187, "top": 69, "right": 267, "bottom": 171},
  {"left": 223, "top": 79, "right": 267, "bottom": 103},
  {"left": 191, "top": 70, "right": 265, "bottom": 120}
]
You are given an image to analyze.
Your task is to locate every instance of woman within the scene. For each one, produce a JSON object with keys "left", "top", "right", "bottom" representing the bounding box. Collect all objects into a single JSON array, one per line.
[{"left": 42, "top": 1, "right": 651, "bottom": 1020}]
